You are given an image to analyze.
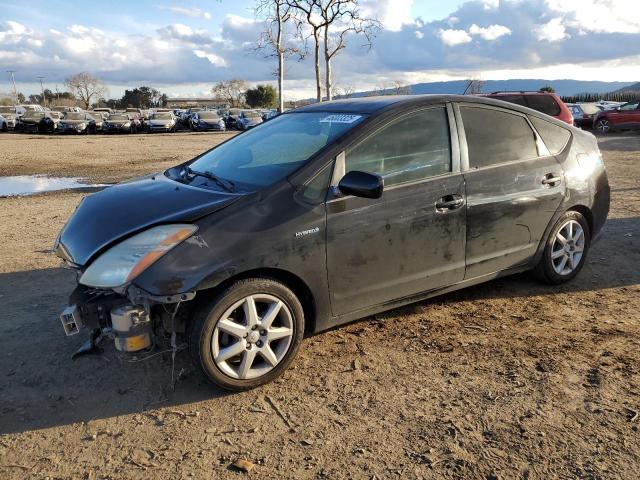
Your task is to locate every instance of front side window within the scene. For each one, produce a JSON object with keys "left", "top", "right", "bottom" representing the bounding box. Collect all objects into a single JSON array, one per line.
[
  {"left": 461, "top": 106, "right": 538, "bottom": 168},
  {"left": 188, "top": 112, "right": 365, "bottom": 190},
  {"left": 345, "top": 107, "right": 451, "bottom": 186},
  {"left": 619, "top": 102, "right": 639, "bottom": 111}
]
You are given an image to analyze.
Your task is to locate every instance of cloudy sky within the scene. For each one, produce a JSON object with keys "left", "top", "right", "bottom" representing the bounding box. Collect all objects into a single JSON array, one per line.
[{"left": 1, "top": 0, "right": 639, "bottom": 100}]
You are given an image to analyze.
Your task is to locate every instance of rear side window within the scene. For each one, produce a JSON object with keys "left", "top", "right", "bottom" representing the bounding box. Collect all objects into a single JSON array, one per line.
[
  {"left": 346, "top": 107, "right": 451, "bottom": 186},
  {"left": 525, "top": 95, "right": 561, "bottom": 116},
  {"left": 460, "top": 106, "right": 538, "bottom": 168},
  {"left": 530, "top": 116, "right": 571, "bottom": 155}
]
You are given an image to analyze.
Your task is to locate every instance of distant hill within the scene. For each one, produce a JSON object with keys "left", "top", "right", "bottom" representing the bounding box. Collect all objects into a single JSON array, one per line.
[
  {"left": 613, "top": 82, "right": 640, "bottom": 93},
  {"left": 352, "top": 79, "right": 637, "bottom": 98}
]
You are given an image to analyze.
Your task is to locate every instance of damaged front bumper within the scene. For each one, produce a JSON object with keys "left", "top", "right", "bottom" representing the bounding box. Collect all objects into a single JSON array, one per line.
[{"left": 59, "top": 282, "right": 195, "bottom": 356}]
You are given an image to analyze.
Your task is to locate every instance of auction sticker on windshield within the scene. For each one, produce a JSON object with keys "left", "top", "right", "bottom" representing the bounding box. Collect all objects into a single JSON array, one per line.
[{"left": 320, "top": 114, "right": 362, "bottom": 124}]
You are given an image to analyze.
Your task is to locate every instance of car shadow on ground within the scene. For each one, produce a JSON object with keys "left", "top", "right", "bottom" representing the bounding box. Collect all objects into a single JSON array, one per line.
[{"left": 0, "top": 216, "right": 637, "bottom": 435}]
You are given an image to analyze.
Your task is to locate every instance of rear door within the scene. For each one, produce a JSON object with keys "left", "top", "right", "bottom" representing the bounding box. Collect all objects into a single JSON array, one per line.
[
  {"left": 456, "top": 103, "right": 566, "bottom": 278},
  {"left": 326, "top": 105, "right": 466, "bottom": 316}
]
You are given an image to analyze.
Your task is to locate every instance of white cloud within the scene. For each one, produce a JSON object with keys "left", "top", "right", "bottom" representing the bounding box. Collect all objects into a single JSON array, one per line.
[
  {"left": 535, "top": 17, "right": 570, "bottom": 42},
  {"left": 362, "top": 0, "right": 414, "bottom": 32},
  {"left": 482, "top": 0, "right": 500, "bottom": 9},
  {"left": 546, "top": 0, "right": 640, "bottom": 34},
  {"left": 158, "top": 5, "right": 212, "bottom": 20},
  {"left": 414, "top": 30, "right": 424, "bottom": 39},
  {"left": 468, "top": 24, "right": 511, "bottom": 40},
  {"left": 437, "top": 28, "right": 472, "bottom": 46},
  {"left": 193, "top": 49, "right": 227, "bottom": 67}
]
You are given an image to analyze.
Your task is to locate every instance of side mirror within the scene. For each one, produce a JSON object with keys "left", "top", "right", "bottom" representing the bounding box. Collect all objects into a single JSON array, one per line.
[{"left": 338, "top": 170, "right": 383, "bottom": 199}]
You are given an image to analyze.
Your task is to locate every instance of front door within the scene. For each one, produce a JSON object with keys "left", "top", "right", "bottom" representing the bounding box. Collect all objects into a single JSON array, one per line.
[{"left": 326, "top": 106, "right": 466, "bottom": 316}]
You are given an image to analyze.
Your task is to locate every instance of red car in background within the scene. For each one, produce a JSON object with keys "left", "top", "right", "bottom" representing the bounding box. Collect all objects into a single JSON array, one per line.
[
  {"left": 481, "top": 91, "right": 574, "bottom": 125},
  {"left": 593, "top": 100, "right": 640, "bottom": 133}
]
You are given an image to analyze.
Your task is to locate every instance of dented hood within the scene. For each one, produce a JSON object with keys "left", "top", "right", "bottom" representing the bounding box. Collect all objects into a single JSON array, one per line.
[{"left": 56, "top": 174, "right": 239, "bottom": 266}]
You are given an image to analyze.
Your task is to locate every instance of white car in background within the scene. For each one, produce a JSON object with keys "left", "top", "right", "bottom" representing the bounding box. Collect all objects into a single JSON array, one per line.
[
  {"left": 0, "top": 106, "right": 19, "bottom": 130},
  {"left": 236, "top": 110, "right": 263, "bottom": 130}
]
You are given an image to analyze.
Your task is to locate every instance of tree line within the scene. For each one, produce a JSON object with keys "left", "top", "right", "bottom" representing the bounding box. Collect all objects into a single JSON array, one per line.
[{"left": 561, "top": 92, "right": 640, "bottom": 104}]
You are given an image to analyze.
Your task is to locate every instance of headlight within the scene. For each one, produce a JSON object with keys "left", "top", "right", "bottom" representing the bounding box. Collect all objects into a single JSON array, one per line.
[
  {"left": 77, "top": 123, "right": 86, "bottom": 129},
  {"left": 123, "top": 122, "right": 131, "bottom": 127},
  {"left": 79, "top": 224, "right": 198, "bottom": 288}
]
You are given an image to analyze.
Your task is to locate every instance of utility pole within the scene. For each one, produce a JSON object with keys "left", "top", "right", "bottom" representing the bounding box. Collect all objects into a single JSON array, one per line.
[
  {"left": 37, "top": 75, "right": 46, "bottom": 106},
  {"left": 6, "top": 70, "right": 18, "bottom": 104}
]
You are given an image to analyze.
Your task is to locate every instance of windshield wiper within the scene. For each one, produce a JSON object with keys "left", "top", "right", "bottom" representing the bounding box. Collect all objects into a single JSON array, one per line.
[{"left": 186, "top": 167, "right": 236, "bottom": 192}]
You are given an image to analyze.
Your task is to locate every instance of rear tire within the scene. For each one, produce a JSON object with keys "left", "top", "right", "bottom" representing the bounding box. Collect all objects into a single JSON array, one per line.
[
  {"left": 534, "top": 211, "right": 591, "bottom": 285},
  {"left": 595, "top": 119, "right": 610, "bottom": 134},
  {"left": 188, "top": 278, "right": 305, "bottom": 391}
]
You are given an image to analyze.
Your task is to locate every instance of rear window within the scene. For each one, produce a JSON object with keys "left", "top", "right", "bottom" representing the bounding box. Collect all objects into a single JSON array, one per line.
[
  {"left": 529, "top": 116, "right": 571, "bottom": 155},
  {"left": 489, "top": 94, "right": 527, "bottom": 107},
  {"left": 525, "top": 95, "right": 561, "bottom": 116},
  {"left": 461, "top": 106, "right": 538, "bottom": 168}
]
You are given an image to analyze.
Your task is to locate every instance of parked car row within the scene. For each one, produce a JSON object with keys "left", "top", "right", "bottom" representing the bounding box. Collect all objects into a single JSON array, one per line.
[{"left": 477, "top": 91, "right": 640, "bottom": 133}]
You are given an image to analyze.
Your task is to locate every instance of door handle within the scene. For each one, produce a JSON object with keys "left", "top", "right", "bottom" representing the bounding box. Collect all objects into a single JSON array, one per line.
[
  {"left": 435, "top": 194, "right": 464, "bottom": 213},
  {"left": 542, "top": 173, "right": 562, "bottom": 187}
]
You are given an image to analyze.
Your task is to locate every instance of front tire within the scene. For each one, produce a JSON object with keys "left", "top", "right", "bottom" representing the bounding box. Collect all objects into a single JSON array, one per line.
[
  {"left": 534, "top": 211, "right": 590, "bottom": 285},
  {"left": 189, "top": 278, "right": 305, "bottom": 391}
]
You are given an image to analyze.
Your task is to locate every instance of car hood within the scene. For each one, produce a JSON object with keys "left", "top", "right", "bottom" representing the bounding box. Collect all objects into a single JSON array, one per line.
[
  {"left": 61, "top": 119, "right": 86, "bottom": 125},
  {"left": 56, "top": 174, "right": 240, "bottom": 266},
  {"left": 105, "top": 120, "right": 129, "bottom": 125},
  {"left": 149, "top": 119, "right": 173, "bottom": 126}
]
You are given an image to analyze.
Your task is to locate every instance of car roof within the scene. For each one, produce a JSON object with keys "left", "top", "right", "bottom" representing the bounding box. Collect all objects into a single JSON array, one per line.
[{"left": 291, "top": 94, "right": 544, "bottom": 115}]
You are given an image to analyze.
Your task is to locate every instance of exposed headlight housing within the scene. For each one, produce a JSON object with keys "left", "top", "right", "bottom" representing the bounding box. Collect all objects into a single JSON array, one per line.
[
  {"left": 123, "top": 122, "right": 131, "bottom": 127},
  {"left": 77, "top": 123, "right": 86, "bottom": 129},
  {"left": 79, "top": 224, "right": 198, "bottom": 288}
]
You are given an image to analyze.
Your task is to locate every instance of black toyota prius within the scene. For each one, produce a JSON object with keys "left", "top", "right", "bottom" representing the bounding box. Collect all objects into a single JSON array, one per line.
[{"left": 55, "top": 95, "right": 610, "bottom": 391}]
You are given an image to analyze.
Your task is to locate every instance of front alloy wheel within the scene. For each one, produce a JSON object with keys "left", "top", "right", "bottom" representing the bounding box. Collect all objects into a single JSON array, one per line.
[{"left": 189, "top": 278, "right": 304, "bottom": 390}]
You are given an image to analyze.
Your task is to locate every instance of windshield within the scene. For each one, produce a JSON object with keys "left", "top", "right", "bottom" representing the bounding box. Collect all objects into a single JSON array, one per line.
[
  {"left": 64, "top": 112, "right": 85, "bottom": 120},
  {"left": 24, "top": 111, "right": 45, "bottom": 119},
  {"left": 187, "top": 112, "right": 365, "bottom": 190},
  {"left": 152, "top": 113, "right": 173, "bottom": 120},
  {"left": 243, "top": 111, "right": 261, "bottom": 119},
  {"left": 109, "top": 115, "right": 129, "bottom": 121}
]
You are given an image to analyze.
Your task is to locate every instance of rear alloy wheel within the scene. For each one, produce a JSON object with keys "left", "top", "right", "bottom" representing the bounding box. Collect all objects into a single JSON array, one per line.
[
  {"left": 596, "top": 119, "right": 610, "bottom": 134},
  {"left": 189, "top": 278, "right": 304, "bottom": 391},
  {"left": 534, "top": 211, "right": 590, "bottom": 284}
]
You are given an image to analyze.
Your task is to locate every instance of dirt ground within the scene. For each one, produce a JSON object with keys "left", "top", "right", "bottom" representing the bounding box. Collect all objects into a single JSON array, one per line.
[{"left": 0, "top": 131, "right": 638, "bottom": 479}]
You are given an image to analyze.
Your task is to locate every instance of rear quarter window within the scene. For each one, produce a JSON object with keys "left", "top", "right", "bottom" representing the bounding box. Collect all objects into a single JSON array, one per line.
[
  {"left": 525, "top": 95, "right": 561, "bottom": 116},
  {"left": 529, "top": 116, "right": 571, "bottom": 155}
]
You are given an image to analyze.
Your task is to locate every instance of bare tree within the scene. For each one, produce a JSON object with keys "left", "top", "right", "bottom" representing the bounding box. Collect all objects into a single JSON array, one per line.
[
  {"left": 463, "top": 78, "right": 484, "bottom": 95},
  {"left": 392, "top": 80, "right": 411, "bottom": 95},
  {"left": 255, "top": 0, "right": 304, "bottom": 112},
  {"left": 335, "top": 84, "right": 355, "bottom": 98},
  {"left": 64, "top": 72, "right": 107, "bottom": 109},
  {"left": 211, "top": 79, "right": 249, "bottom": 107},
  {"left": 286, "top": 0, "right": 327, "bottom": 102},
  {"left": 319, "top": 0, "right": 380, "bottom": 101}
]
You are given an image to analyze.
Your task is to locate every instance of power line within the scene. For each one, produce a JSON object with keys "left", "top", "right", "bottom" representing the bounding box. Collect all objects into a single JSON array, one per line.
[
  {"left": 37, "top": 75, "right": 46, "bottom": 106},
  {"left": 6, "top": 70, "right": 18, "bottom": 104}
]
